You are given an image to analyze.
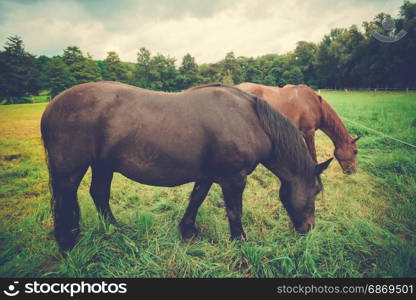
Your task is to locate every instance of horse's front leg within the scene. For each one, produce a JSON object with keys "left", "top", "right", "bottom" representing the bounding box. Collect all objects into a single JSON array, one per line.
[
  {"left": 179, "top": 181, "right": 212, "bottom": 240},
  {"left": 220, "top": 175, "right": 247, "bottom": 240},
  {"left": 304, "top": 129, "right": 317, "bottom": 162}
]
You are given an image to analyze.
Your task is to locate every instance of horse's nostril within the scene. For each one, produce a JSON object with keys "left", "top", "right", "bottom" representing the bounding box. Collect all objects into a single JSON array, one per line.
[{"left": 308, "top": 220, "right": 316, "bottom": 231}]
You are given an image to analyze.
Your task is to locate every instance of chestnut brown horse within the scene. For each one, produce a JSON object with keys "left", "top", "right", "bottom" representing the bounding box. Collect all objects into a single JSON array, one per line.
[
  {"left": 41, "top": 82, "right": 333, "bottom": 252},
  {"left": 236, "top": 82, "right": 360, "bottom": 174}
]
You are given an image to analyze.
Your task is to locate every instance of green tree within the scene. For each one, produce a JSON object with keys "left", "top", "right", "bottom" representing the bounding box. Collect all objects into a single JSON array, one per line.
[
  {"left": 281, "top": 66, "right": 304, "bottom": 86},
  {"left": 294, "top": 41, "right": 318, "bottom": 86},
  {"left": 256, "top": 54, "right": 282, "bottom": 83},
  {"left": 135, "top": 47, "right": 152, "bottom": 88},
  {"left": 199, "top": 63, "right": 222, "bottom": 83},
  {"left": 103, "top": 51, "right": 128, "bottom": 82},
  {"left": 36, "top": 55, "right": 52, "bottom": 90},
  {"left": 221, "top": 70, "right": 234, "bottom": 85},
  {"left": 62, "top": 46, "right": 101, "bottom": 85},
  {"left": 314, "top": 33, "right": 339, "bottom": 88},
  {"left": 260, "top": 54, "right": 291, "bottom": 86},
  {"left": 237, "top": 57, "right": 262, "bottom": 83},
  {"left": 45, "top": 57, "right": 75, "bottom": 97},
  {"left": 220, "top": 52, "right": 244, "bottom": 84},
  {"left": 397, "top": 1, "right": 416, "bottom": 88},
  {"left": 148, "top": 54, "right": 178, "bottom": 91},
  {"left": 71, "top": 57, "right": 102, "bottom": 84},
  {"left": 359, "top": 2, "right": 416, "bottom": 88},
  {"left": 0, "top": 36, "right": 40, "bottom": 103},
  {"left": 178, "top": 53, "right": 200, "bottom": 89},
  {"left": 62, "top": 46, "right": 84, "bottom": 65}
]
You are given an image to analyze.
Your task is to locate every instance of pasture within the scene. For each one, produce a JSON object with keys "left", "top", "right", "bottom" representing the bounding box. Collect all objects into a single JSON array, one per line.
[{"left": 0, "top": 90, "right": 415, "bottom": 277}]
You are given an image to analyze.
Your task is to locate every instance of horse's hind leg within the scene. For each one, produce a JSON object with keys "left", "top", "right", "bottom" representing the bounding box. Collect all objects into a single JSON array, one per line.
[
  {"left": 51, "top": 166, "right": 88, "bottom": 252},
  {"left": 179, "top": 181, "right": 212, "bottom": 240},
  {"left": 219, "top": 175, "right": 247, "bottom": 240},
  {"left": 90, "top": 164, "right": 116, "bottom": 224}
]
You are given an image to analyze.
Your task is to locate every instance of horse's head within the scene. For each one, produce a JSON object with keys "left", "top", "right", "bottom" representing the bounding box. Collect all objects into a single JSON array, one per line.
[
  {"left": 279, "top": 158, "right": 333, "bottom": 234},
  {"left": 334, "top": 136, "right": 360, "bottom": 175}
]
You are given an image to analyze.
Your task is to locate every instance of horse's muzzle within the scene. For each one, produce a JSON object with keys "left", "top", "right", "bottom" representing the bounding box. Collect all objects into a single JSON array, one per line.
[
  {"left": 294, "top": 216, "right": 315, "bottom": 234},
  {"left": 343, "top": 167, "right": 356, "bottom": 175}
]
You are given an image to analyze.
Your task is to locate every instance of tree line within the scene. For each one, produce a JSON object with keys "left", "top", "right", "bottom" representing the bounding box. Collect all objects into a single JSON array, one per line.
[{"left": 0, "top": 1, "right": 414, "bottom": 103}]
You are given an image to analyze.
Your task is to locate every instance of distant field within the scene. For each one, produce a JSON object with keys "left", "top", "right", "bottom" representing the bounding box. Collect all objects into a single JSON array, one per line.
[
  {"left": 0, "top": 91, "right": 415, "bottom": 277},
  {"left": 0, "top": 95, "right": 50, "bottom": 105}
]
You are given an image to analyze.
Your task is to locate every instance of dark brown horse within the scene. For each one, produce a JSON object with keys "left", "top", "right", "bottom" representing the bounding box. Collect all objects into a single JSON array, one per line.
[
  {"left": 236, "top": 82, "right": 360, "bottom": 174},
  {"left": 41, "top": 81, "right": 332, "bottom": 252}
]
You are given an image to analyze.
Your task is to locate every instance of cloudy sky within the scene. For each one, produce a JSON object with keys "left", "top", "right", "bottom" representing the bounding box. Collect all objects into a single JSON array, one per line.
[{"left": 0, "top": 0, "right": 406, "bottom": 63}]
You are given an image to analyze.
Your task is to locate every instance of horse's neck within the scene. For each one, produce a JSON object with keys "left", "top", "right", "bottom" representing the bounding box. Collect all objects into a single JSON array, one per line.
[{"left": 319, "top": 100, "right": 350, "bottom": 147}]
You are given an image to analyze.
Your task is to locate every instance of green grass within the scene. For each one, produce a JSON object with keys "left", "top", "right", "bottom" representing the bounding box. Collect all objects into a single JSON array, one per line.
[{"left": 0, "top": 91, "right": 415, "bottom": 278}]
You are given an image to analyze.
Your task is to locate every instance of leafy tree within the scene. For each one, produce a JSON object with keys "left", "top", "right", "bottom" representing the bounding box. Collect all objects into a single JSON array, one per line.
[
  {"left": 260, "top": 54, "right": 291, "bottom": 86},
  {"left": 199, "top": 63, "right": 222, "bottom": 83},
  {"left": 103, "top": 51, "right": 128, "bottom": 82},
  {"left": 71, "top": 57, "right": 102, "bottom": 84},
  {"left": 294, "top": 41, "right": 318, "bottom": 86},
  {"left": 45, "top": 57, "right": 75, "bottom": 97},
  {"left": 121, "top": 62, "right": 136, "bottom": 85},
  {"left": 134, "top": 48, "right": 179, "bottom": 90},
  {"left": 237, "top": 56, "right": 262, "bottom": 83},
  {"left": 280, "top": 66, "right": 304, "bottom": 85},
  {"left": 148, "top": 54, "right": 178, "bottom": 91},
  {"left": 397, "top": 1, "right": 416, "bottom": 88},
  {"left": 62, "top": 46, "right": 84, "bottom": 66},
  {"left": 220, "top": 52, "right": 244, "bottom": 84},
  {"left": 314, "top": 33, "right": 339, "bottom": 88},
  {"left": 135, "top": 47, "right": 152, "bottom": 88},
  {"left": 96, "top": 60, "right": 106, "bottom": 77},
  {"left": 62, "top": 46, "right": 101, "bottom": 85},
  {"left": 36, "top": 55, "right": 52, "bottom": 90},
  {"left": 221, "top": 70, "right": 234, "bottom": 85},
  {"left": 0, "top": 36, "right": 40, "bottom": 103},
  {"left": 256, "top": 54, "right": 282, "bottom": 82},
  {"left": 178, "top": 53, "right": 200, "bottom": 89}
]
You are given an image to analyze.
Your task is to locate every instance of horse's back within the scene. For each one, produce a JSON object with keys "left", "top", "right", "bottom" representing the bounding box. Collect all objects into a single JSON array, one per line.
[{"left": 237, "top": 82, "right": 322, "bottom": 131}]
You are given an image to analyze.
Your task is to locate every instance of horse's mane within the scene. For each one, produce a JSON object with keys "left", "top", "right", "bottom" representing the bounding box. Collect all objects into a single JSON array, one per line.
[
  {"left": 186, "top": 83, "right": 224, "bottom": 92},
  {"left": 254, "top": 93, "right": 315, "bottom": 178},
  {"left": 190, "top": 83, "right": 315, "bottom": 178}
]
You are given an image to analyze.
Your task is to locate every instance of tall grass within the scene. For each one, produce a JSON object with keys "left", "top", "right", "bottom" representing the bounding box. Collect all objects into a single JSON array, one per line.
[{"left": 0, "top": 91, "right": 415, "bottom": 278}]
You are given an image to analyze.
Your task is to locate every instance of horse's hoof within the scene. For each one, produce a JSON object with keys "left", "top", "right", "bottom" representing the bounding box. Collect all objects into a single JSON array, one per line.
[
  {"left": 231, "top": 232, "right": 247, "bottom": 241},
  {"left": 179, "top": 225, "right": 198, "bottom": 241},
  {"left": 108, "top": 218, "right": 118, "bottom": 226}
]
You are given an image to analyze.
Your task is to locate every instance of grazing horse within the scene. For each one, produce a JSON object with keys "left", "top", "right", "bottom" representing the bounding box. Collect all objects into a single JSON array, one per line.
[
  {"left": 41, "top": 81, "right": 332, "bottom": 252},
  {"left": 236, "top": 82, "right": 360, "bottom": 174}
]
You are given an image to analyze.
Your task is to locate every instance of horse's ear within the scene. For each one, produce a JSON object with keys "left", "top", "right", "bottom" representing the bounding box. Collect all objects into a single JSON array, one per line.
[
  {"left": 315, "top": 158, "right": 334, "bottom": 175},
  {"left": 352, "top": 136, "right": 361, "bottom": 143}
]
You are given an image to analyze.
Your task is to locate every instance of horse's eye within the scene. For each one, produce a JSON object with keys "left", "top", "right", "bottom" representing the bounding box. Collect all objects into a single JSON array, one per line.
[{"left": 353, "top": 150, "right": 358, "bottom": 154}]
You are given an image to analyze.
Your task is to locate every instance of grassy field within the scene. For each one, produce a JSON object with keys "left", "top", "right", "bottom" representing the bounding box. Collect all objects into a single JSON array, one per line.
[
  {"left": 0, "top": 91, "right": 415, "bottom": 278},
  {"left": 0, "top": 95, "right": 51, "bottom": 105}
]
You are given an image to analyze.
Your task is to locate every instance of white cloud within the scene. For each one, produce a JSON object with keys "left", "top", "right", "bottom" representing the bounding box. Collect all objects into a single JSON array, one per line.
[{"left": 0, "top": 0, "right": 405, "bottom": 63}]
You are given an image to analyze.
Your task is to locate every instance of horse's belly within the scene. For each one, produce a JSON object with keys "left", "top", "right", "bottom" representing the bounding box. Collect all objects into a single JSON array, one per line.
[
  {"left": 116, "top": 164, "right": 203, "bottom": 187},
  {"left": 111, "top": 147, "right": 205, "bottom": 187}
]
